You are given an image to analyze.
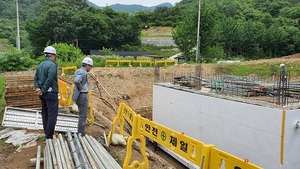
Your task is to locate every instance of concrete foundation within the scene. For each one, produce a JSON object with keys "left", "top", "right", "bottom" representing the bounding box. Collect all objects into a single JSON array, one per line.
[{"left": 153, "top": 83, "right": 300, "bottom": 169}]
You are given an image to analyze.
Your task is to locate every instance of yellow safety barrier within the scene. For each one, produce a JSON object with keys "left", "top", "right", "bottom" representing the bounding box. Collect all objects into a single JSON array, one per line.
[
  {"left": 61, "top": 66, "right": 77, "bottom": 76},
  {"left": 209, "top": 147, "right": 262, "bottom": 169},
  {"left": 68, "top": 84, "right": 75, "bottom": 106},
  {"left": 108, "top": 103, "right": 263, "bottom": 169},
  {"left": 105, "top": 59, "right": 176, "bottom": 67},
  {"left": 108, "top": 103, "right": 135, "bottom": 142},
  {"left": 154, "top": 60, "right": 177, "bottom": 66},
  {"left": 58, "top": 79, "right": 72, "bottom": 106},
  {"left": 86, "top": 92, "right": 94, "bottom": 125},
  {"left": 138, "top": 116, "right": 210, "bottom": 167},
  {"left": 125, "top": 114, "right": 149, "bottom": 169},
  {"left": 131, "top": 60, "right": 152, "bottom": 67},
  {"left": 107, "top": 103, "right": 149, "bottom": 169},
  {"left": 106, "top": 60, "right": 132, "bottom": 67}
]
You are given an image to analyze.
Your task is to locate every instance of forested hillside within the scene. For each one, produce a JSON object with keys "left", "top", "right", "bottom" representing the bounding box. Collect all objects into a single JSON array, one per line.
[
  {"left": 171, "top": 0, "right": 300, "bottom": 61},
  {"left": 0, "top": 0, "right": 299, "bottom": 61}
]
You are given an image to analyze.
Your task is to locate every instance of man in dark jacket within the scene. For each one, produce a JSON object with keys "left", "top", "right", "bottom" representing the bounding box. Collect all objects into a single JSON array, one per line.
[
  {"left": 34, "top": 46, "right": 59, "bottom": 139},
  {"left": 73, "top": 57, "right": 93, "bottom": 135}
]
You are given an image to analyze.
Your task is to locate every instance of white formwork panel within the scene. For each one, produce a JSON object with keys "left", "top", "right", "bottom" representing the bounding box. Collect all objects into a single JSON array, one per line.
[{"left": 153, "top": 84, "right": 300, "bottom": 169}]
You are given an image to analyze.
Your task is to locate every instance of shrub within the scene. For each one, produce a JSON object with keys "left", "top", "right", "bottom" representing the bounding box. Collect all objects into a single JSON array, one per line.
[
  {"left": 203, "top": 45, "right": 225, "bottom": 63},
  {"left": 52, "top": 43, "right": 84, "bottom": 62},
  {"left": 0, "top": 48, "right": 37, "bottom": 72}
]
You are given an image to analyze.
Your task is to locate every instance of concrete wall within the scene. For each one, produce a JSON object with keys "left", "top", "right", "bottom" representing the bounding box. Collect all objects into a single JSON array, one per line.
[
  {"left": 141, "top": 37, "right": 176, "bottom": 46},
  {"left": 153, "top": 84, "right": 300, "bottom": 169}
]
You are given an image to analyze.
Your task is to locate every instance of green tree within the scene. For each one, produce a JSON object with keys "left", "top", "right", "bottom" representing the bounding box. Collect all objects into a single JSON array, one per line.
[
  {"left": 26, "top": 1, "right": 141, "bottom": 55},
  {"left": 265, "top": 24, "right": 288, "bottom": 57},
  {"left": 172, "top": 9, "right": 197, "bottom": 62},
  {"left": 241, "top": 21, "right": 266, "bottom": 59},
  {"left": 0, "top": 19, "right": 15, "bottom": 43},
  {"left": 134, "top": 10, "right": 153, "bottom": 27}
]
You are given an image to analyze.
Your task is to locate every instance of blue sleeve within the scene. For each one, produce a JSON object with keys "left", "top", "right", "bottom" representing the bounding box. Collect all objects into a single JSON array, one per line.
[{"left": 74, "top": 70, "right": 85, "bottom": 90}]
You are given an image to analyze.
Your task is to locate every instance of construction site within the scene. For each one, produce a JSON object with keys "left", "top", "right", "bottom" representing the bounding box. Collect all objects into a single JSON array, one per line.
[{"left": 1, "top": 55, "right": 300, "bottom": 169}]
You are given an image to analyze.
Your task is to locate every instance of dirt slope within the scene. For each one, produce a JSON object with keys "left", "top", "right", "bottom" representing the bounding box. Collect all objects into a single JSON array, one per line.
[{"left": 0, "top": 65, "right": 200, "bottom": 169}]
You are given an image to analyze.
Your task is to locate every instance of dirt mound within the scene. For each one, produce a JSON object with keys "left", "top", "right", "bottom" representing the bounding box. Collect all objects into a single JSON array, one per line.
[{"left": 281, "top": 53, "right": 300, "bottom": 59}]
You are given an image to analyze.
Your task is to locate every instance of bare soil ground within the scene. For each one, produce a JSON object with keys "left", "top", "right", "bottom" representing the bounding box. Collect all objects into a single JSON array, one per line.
[
  {"left": 1, "top": 53, "right": 300, "bottom": 169},
  {"left": 0, "top": 64, "right": 202, "bottom": 169}
]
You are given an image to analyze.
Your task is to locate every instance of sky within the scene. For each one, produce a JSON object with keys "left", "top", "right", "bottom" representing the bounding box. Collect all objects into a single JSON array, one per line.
[{"left": 88, "top": 0, "right": 180, "bottom": 7}]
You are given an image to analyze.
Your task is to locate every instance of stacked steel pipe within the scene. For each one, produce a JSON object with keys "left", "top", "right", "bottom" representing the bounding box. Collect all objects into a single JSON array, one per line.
[{"left": 43, "top": 132, "right": 121, "bottom": 169}]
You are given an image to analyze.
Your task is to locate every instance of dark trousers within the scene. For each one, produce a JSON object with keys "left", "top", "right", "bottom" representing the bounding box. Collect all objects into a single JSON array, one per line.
[
  {"left": 40, "top": 92, "right": 58, "bottom": 139},
  {"left": 76, "top": 93, "right": 88, "bottom": 134}
]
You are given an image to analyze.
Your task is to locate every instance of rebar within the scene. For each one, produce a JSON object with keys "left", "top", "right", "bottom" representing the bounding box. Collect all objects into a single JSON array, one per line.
[{"left": 155, "top": 67, "right": 300, "bottom": 107}]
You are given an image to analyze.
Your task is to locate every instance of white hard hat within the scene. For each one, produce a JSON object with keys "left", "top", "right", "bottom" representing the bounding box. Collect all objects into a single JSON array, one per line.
[
  {"left": 280, "top": 63, "right": 285, "bottom": 68},
  {"left": 82, "top": 57, "right": 93, "bottom": 66},
  {"left": 44, "top": 46, "right": 56, "bottom": 55}
]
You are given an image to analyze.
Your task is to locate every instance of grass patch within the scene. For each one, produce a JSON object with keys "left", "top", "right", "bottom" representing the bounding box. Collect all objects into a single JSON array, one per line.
[
  {"left": 140, "top": 26, "right": 174, "bottom": 38},
  {"left": 140, "top": 45, "right": 179, "bottom": 58},
  {"left": 38, "top": 135, "right": 45, "bottom": 142},
  {"left": 214, "top": 62, "right": 300, "bottom": 77},
  {"left": 215, "top": 64, "right": 272, "bottom": 76},
  {"left": 0, "top": 76, "right": 6, "bottom": 128},
  {"left": 0, "top": 138, "right": 6, "bottom": 147}
]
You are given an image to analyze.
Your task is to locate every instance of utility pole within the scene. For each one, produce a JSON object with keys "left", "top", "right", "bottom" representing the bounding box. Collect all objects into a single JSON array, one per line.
[
  {"left": 195, "top": 0, "right": 201, "bottom": 62},
  {"left": 16, "top": 0, "right": 21, "bottom": 50}
]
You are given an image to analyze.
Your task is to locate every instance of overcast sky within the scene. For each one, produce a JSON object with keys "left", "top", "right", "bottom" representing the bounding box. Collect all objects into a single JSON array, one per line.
[{"left": 89, "top": 0, "right": 180, "bottom": 7}]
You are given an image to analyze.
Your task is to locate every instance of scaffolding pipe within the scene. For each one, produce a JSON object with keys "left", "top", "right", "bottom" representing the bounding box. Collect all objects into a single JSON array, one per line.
[
  {"left": 42, "top": 133, "right": 122, "bottom": 169},
  {"left": 46, "top": 139, "right": 54, "bottom": 169},
  {"left": 48, "top": 139, "right": 58, "bottom": 169},
  {"left": 79, "top": 134, "right": 99, "bottom": 169},
  {"left": 85, "top": 135, "right": 113, "bottom": 169},
  {"left": 91, "top": 136, "right": 122, "bottom": 169},
  {"left": 57, "top": 138, "right": 68, "bottom": 169},
  {"left": 36, "top": 145, "right": 41, "bottom": 169},
  {"left": 82, "top": 136, "right": 105, "bottom": 168},
  {"left": 53, "top": 137, "right": 63, "bottom": 169},
  {"left": 74, "top": 133, "right": 90, "bottom": 169},
  {"left": 67, "top": 132, "right": 81, "bottom": 168},
  {"left": 45, "top": 141, "right": 50, "bottom": 169},
  {"left": 64, "top": 140, "right": 75, "bottom": 169},
  {"left": 58, "top": 134, "right": 73, "bottom": 169}
]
